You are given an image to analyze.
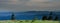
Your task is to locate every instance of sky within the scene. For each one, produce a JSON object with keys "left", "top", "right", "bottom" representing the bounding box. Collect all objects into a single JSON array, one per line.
[{"left": 0, "top": 0, "right": 60, "bottom": 12}]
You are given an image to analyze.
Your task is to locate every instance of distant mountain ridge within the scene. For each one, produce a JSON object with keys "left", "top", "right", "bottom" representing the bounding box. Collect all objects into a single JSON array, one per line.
[{"left": 0, "top": 11, "right": 60, "bottom": 20}]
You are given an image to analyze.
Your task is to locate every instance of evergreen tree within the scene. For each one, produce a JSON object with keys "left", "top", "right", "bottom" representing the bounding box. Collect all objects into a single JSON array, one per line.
[
  {"left": 47, "top": 12, "right": 52, "bottom": 20},
  {"left": 54, "top": 16, "right": 58, "bottom": 21},
  {"left": 42, "top": 16, "right": 47, "bottom": 20},
  {"left": 11, "top": 12, "right": 15, "bottom": 20}
]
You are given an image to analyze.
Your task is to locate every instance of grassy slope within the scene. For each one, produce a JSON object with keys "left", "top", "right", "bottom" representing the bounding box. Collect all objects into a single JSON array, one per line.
[{"left": 0, "top": 20, "right": 59, "bottom": 23}]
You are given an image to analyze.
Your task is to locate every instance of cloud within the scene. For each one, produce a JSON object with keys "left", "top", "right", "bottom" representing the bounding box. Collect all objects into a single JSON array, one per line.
[{"left": 0, "top": 0, "right": 60, "bottom": 12}]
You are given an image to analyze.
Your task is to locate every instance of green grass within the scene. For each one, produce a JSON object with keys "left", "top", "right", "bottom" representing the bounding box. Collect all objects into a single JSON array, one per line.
[{"left": 0, "top": 20, "right": 59, "bottom": 23}]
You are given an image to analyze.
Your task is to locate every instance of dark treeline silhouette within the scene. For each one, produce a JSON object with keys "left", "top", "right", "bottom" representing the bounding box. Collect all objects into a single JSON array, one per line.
[
  {"left": 10, "top": 12, "right": 58, "bottom": 21},
  {"left": 42, "top": 16, "right": 47, "bottom": 20},
  {"left": 54, "top": 16, "right": 58, "bottom": 21},
  {"left": 47, "top": 16, "right": 52, "bottom": 20},
  {"left": 42, "top": 12, "right": 58, "bottom": 20}
]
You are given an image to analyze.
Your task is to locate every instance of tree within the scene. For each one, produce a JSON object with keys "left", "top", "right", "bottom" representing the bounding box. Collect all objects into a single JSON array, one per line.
[
  {"left": 54, "top": 16, "right": 58, "bottom": 21},
  {"left": 11, "top": 12, "right": 15, "bottom": 20},
  {"left": 42, "top": 16, "right": 47, "bottom": 20},
  {"left": 47, "top": 12, "right": 52, "bottom": 20}
]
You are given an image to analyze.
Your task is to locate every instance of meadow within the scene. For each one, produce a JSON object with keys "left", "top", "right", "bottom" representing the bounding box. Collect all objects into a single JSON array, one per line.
[{"left": 0, "top": 20, "right": 59, "bottom": 23}]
